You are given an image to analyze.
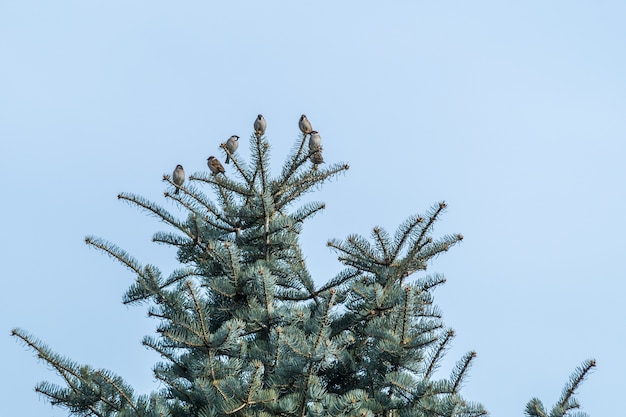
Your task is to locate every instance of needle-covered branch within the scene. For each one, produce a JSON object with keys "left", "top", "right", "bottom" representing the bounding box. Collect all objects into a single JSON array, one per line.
[
  {"left": 524, "top": 359, "right": 596, "bottom": 417},
  {"left": 14, "top": 116, "right": 593, "bottom": 417}
]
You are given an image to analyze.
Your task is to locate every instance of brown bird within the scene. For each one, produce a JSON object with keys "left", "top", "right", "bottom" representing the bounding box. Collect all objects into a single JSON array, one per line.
[
  {"left": 310, "top": 150, "right": 324, "bottom": 166},
  {"left": 172, "top": 164, "right": 185, "bottom": 194},
  {"left": 207, "top": 156, "right": 225, "bottom": 175},
  {"left": 299, "top": 114, "right": 313, "bottom": 135},
  {"left": 254, "top": 114, "right": 266, "bottom": 138}
]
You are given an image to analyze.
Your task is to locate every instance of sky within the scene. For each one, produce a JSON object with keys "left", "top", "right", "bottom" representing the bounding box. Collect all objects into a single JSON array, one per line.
[{"left": 2, "top": 1, "right": 625, "bottom": 416}]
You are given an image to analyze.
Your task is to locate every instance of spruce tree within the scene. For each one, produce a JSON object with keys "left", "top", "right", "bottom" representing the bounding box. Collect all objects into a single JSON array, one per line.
[{"left": 12, "top": 117, "right": 594, "bottom": 417}]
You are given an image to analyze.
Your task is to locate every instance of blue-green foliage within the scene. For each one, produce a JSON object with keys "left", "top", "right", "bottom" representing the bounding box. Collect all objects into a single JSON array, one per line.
[{"left": 13, "top": 131, "right": 593, "bottom": 417}]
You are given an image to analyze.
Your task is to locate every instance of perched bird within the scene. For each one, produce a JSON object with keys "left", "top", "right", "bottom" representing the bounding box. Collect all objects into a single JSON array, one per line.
[
  {"left": 310, "top": 150, "right": 324, "bottom": 166},
  {"left": 223, "top": 135, "right": 239, "bottom": 164},
  {"left": 173, "top": 164, "right": 185, "bottom": 194},
  {"left": 308, "top": 130, "right": 322, "bottom": 151},
  {"left": 254, "top": 114, "right": 266, "bottom": 138},
  {"left": 299, "top": 114, "right": 313, "bottom": 135},
  {"left": 207, "top": 156, "right": 225, "bottom": 175}
]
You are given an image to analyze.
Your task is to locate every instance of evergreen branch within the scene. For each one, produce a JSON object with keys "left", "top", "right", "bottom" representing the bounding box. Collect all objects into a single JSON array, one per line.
[
  {"left": 33, "top": 384, "right": 107, "bottom": 417},
  {"left": 85, "top": 236, "right": 144, "bottom": 277},
  {"left": 373, "top": 226, "right": 392, "bottom": 264},
  {"left": 209, "top": 353, "right": 231, "bottom": 403},
  {"left": 162, "top": 267, "right": 199, "bottom": 289},
  {"left": 553, "top": 359, "right": 596, "bottom": 417},
  {"left": 313, "top": 290, "right": 336, "bottom": 351},
  {"left": 122, "top": 264, "right": 165, "bottom": 305},
  {"left": 142, "top": 336, "right": 187, "bottom": 371},
  {"left": 274, "top": 163, "right": 350, "bottom": 211},
  {"left": 187, "top": 213, "right": 203, "bottom": 248},
  {"left": 300, "top": 366, "right": 315, "bottom": 417},
  {"left": 12, "top": 329, "right": 122, "bottom": 417},
  {"left": 216, "top": 183, "right": 234, "bottom": 221},
  {"left": 424, "top": 329, "right": 455, "bottom": 379},
  {"left": 450, "top": 351, "right": 476, "bottom": 394},
  {"left": 186, "top": 281, "right": 210, "bottom": 346},
  {"left": 400, "top": 287, "right": 411, "bottom": 345},
  {"left": 152, "top": 370, "right": 195, "bottom": 404},
  {"left": 274, "top": 290, "right": 316, "bottom": 302},
  {"left": 12, "top": 329, "right": 83, "bottom": 385},
  {"left": 386, "top": 372, "right": 417, "bottom": 398},
  {"left": 276, "top": 134, "right": 310, "bottom": 191},
  {"left": 316, "top": 268, "right": 361, "bottom": 297},
  {"left": 224, "top": 361, "right": 265, "bottom": 414},
  {"left": 392, "top": 206, "right": 450, "bottom": 281},
  {"left": 190, "top": 172, "right": 255, "bottom": 198},
  {"left": 416, "top": 273, "right": 447, "bottom": 292},
  {"left": 283, "top": 333, "right": 310, "bottom": 359},
  {"left": 95, "top": 370, "right": 142, "bottom": 416},
  {"left": 208, "top": 280, "right": 237, "bottom": 299},
  {"left": 201, "top": 241, "right": 230, "bottom": 271},
  {"left": 417, "top": 234, "right": 463, "bottom": 260},
  {"left": 165, "top": 179, "right": 230, "bottom": 234},
  {"left": 183, "top": 185, "right": 238, "bottom": 230},
  {"left": 335, "top": 256, "right": 376, "bottom": 274},
  {"left": 255, "top": 136, "right": 270, "bottom": 195},
  {"left": 223, "top": 242, "right": 240, "bottom": 290},
  {"left": 160, "top": 316, "right": 207, "bottom": 349},
  {"left": 118, "top": 192, "right": 190, "bottom": 237},
  {"left": 391, "top": 214, "right": 424, "bottom": 261},
  {"left": 224, "top": 401, "right": 247, "bottom": 414},
  {"left": 291, "top": 201, "right": 326, "bottom": 224},
  {"left": 399, "top": 234, "right": 462, "bottom": 281},
  {"left": 327, "top": 239, "right": 374, "bottom": 267},
  {"left": 220, "top": 142, "right": 254, "bottom": 188},
  {"left": 417, "top": 202, "right": 447, "bottom": 247},
  {"left": 271, "top": 327, "right": 283, "bottom": 373},
  {"left": 348, "top": 234, "right": 381, "bottom": 264},
  {"left": 525, "top": 398, "right": 548, "bottom": 417},
  {"left": 152, "top": 231, "right": 191, "bottom": 248},
  {"left": 398, "top": 238, "right": 430, "bottom": 276},
  {"left": 207, "top": 350, "right": 220, "bottom": 396},
  {"left": 258, "top": 266, "right": 275, "bottom": 328},
  {"left": 277, "top": 247, "right": 319, "bottom": 303},
  {"left": 262, "top": 195, "right": 272, "bottom": 260}
]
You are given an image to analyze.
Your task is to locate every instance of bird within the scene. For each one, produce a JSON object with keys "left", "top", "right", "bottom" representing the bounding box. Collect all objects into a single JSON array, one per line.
[
  {"left": 299, "top": 114, "right": 313, "bottom": 135},
  {"left": 173, "top": 164, "right": 185, "bottom": 194},
  {"left": 254, "top": 114, "right": 266, "bottom": 138},
  {"left": 310, "top": 150, "right": 324, "bottom": 166},
  {"left": 223, "top": 135, "right": 239, "bottom": 164},
  {"left": 207, "top": 156, "right": 225, "bottom": 175},
  {"left": 308, "top": 130, "right": 322, "bottom": 151}
]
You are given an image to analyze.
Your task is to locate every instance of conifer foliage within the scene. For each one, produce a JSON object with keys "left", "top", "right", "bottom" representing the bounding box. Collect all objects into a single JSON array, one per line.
[{"left": 13, "top": 118, "right": 594, "bottom": 417}]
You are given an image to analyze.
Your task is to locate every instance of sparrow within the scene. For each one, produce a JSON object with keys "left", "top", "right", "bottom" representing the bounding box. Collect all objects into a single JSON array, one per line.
[
  {"left": 299, "top": 114, "right": 313, "bottom": 135},
  {"left": 310, "top": 150, "right": 324, "bottom": 166},
  {"left": 223, "top": 135, "right": 239, "bottom": 164},
  {"left": 254, "top": 114, "right": 267, "bottom": 138},
  {"left": 173, "top": 164, "right": 185, "bottom": 194},
  {"left": 308, "top": 130, "right": 322, "bottom": 151},
  {"left": 207, "top": 156, "right": 225, "bottom": 175}
]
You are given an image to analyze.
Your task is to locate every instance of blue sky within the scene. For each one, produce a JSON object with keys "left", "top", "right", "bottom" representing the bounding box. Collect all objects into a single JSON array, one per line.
[{"left": 2, "top": 2, "right": 625, "bottom": 416}]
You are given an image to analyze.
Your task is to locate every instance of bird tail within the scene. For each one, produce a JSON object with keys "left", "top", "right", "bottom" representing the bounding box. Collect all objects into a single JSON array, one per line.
[
  {"left": 174, "top": 188, "right": 180, "bottom": 195},
  {"left": 225, "top": 155, "right": 231, "bottom": 164}
]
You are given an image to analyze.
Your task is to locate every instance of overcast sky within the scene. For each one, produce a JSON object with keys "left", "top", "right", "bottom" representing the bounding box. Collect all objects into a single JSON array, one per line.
[{"left": 2, "top": 2, "right": 625, "bottom": 416}]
